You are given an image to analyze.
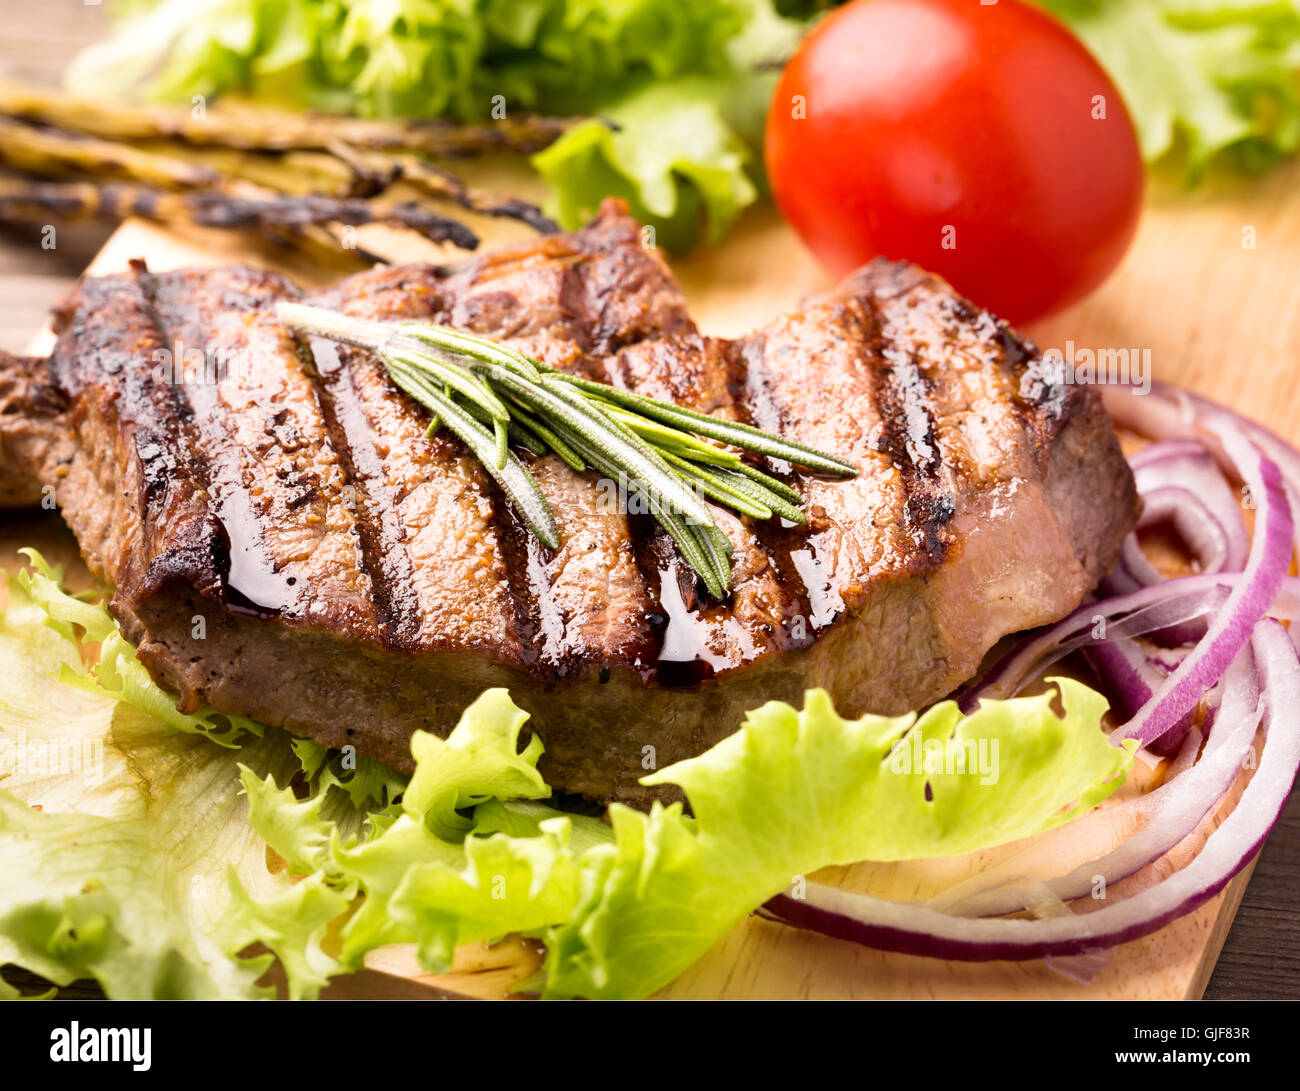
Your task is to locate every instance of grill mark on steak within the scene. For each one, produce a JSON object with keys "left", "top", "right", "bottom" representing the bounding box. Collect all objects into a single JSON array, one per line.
[
  {"left": 130, "top": 274, "right": 205, "bottom": 514},
  {"left": 872, "top": 338, "right": 951, "bottom": 565},
  {"left": 731, "top": 310, "right": 885, "bottom": 637},
  {"left": 1008, "top": 323, "right": 1074, "bottom": 446},
  {"left": 524, "top": 456, "right": 658, "bottom": 677},
  {"left": 140, "top": 265, "right": 289, "bottom": 619},
  {"left": 146, "top": 269, "right": 304, "bottom": 621},
  {"left": 722, "top": 333, "right": 825, "bottom": 645},
  {"left": 302, "top": 267, "right": 450, "bottom": 651},
  {"left": 303, "top": 334, "right": 423, "bottom": 646},
  {"left": 726, "top": 326, "right": 869, "bottom": 651},
  {"left": 129, "top": 271, "right": 232, "bottom": 605},
  {"left": 731, "top": 331, "right": 796, "bottom": 458},
  {"left": 877, "top": 347, "right": 940, "bottom": 475},
  {"left": 49, "top": 267, "right": 228, "bottom": 605}
]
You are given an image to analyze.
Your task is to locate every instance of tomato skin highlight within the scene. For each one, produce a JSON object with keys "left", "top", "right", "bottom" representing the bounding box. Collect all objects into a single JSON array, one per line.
[{"left": 765, "top": 0, "right": 1144, "bottom": 324}]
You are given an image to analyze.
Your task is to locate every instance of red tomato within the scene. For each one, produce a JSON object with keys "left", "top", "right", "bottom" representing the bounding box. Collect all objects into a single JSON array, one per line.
[{"left": 765, "top": 0, "right": 1143, "bottom": 324}]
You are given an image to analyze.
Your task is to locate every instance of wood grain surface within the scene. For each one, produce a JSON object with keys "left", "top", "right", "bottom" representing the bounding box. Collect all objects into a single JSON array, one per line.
[{"left": 0, "top": 0, "right": 1296, "bottom": 1000}]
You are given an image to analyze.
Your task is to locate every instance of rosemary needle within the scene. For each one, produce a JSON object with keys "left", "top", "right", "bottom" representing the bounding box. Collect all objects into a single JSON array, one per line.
[{"left": 277, "top": 302, "right": 857, "bottom": 596}]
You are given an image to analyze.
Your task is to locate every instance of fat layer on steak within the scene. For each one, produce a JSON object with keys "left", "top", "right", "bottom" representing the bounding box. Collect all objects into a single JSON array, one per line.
[{"left": 0, "top": 200, "right": 1139, "bottom": 804}]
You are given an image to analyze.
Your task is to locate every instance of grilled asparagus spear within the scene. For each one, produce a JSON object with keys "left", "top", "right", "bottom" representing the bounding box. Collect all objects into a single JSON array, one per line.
[
  {"left": 0, "top": 176, "right": 479, "bottom": 259},
  {"left": 0, "top": 79, "right": 577, "bottom": 158}
]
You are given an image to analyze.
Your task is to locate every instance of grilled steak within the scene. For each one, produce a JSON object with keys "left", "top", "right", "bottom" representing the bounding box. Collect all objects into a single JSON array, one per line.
[{"left": 0, "top": 200, "right": 1138, "bottom": 804}]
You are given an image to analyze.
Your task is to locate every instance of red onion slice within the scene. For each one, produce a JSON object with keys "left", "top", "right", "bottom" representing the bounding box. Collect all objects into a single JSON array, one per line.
[
  {"left": 1132, "top": 450, "right": 1250, "bottom": 572},
  {"left": 1082, "top": 636, "right": 1202, "bottom": 756},
  {"left": 1081, "top": 635, "right": 1167, "bottom": 717},
  {"left": 1105, "top": 382, "right": 1300, "bottom": 577},
  {"left": 1115, "top": 427, "right": 1292, "bottom": 748},
  {"left": 1105, "top": 445, "right": 1250, "bottom": 599},
  {"left": 1126, "top": 437, "right": 1216, "bottom": 471},
  {"left": 965, "top": 424, "right": 1293, "bottom": 747},
  {"left": 958, "top": 575, "right": 1237, "bottom": 712},
  {"left": 1125, "top": 485, "right": 1241, "bottom": 583}
]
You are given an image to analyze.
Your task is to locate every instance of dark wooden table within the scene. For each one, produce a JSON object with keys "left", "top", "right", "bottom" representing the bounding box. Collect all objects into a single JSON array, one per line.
[{"left": 0, "top": 0, "right": 1295, "bottom": 1001}]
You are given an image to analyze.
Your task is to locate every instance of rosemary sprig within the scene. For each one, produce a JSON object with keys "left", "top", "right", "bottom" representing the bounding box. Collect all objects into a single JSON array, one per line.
[{"left": 277, "top": 302, "right": 858, "bottom": 597}]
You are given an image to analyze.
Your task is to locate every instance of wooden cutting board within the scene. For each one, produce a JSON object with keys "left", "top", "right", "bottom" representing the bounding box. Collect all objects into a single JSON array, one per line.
[{"left": 11, "top": 154, "right": 1300, "bottom": 1000}]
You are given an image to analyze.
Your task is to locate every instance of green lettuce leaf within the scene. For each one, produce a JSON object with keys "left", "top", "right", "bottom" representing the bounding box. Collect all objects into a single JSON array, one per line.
[
  {"left": 532, "top": 78, "right": 759, "bottom": 252},
  {"left": 246, "top": 690, "right": 588, "bottom": 971},
  {"left": 539, "top": 682, "right": 1134, "bottom": 998},
  {"left": 1034, "top": 0, "right": 1300, "bottom": 174},
  {"left": 0, "top": 557, "right": 353, "bottom": 999},
  {"left": 529, "top": 0, "right": 803, "bottom": 248},
  {"left": 69, "top": 0, "right": 754, "bottom": 119},
  {"left": 14, "top": 548, "right": 114, "bottom": 644},
  {"left": 287, "top": 735, "right": 406, "bottom": 812}
]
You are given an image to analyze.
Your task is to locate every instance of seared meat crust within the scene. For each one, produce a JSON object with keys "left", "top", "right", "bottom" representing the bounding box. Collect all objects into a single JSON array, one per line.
[{"left": 0, "top": 201, "right": 1138, "bottom": 803}]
